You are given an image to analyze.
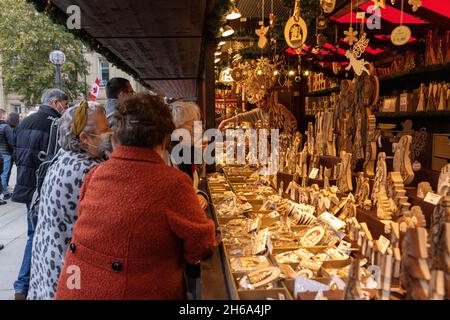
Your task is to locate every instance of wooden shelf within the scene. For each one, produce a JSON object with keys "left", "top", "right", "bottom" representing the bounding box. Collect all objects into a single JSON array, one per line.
[
  {"left": 375, "top": 110, "right": 450, "bottom": 118},
  {"left": 379, "top": 63, "right": 450, "bottom": 95},
  {"left": 304, "top": 87, "right": 339, "bottom": 97}
]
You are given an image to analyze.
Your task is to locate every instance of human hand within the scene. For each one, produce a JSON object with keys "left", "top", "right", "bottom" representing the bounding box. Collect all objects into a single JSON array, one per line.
[{"left": 197, "top": 194, "right": 208, "bottom": 210}]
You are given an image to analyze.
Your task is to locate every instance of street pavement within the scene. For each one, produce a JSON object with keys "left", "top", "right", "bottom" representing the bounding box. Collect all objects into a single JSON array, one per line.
[{"left": 0, "top": 166, "right": 27, "bottom": 300}]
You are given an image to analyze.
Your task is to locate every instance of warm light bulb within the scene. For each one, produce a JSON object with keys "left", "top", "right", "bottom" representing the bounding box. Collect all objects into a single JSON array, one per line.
[
  {"left": 218, "top": 41, "right": 226, "bottom": 47},
  {"left": 222, "top": 25, "right": 235, "bottom": 37},
  {"left": 257, "top": 70, "right": 263, "bottom": 76},
  {"left": 273, "top": 70, "right": 279, "bottom": 76},
  {"left": 215, "top": 51, "right": 222, "bottom": 56},
  {"left": 215, "top": 58, "right": 221, "bottom": 64},
  {"left": 289, "top": 70, "right": 295, "bottom": 76},
  {"left": 303, "top": 70, "right": 310, "bottom": 76}
]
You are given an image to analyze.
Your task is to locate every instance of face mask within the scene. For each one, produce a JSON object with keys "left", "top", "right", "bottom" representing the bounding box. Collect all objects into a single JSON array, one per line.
[{"left": 86, "top": 133, "right": 113, "bottom": 161}]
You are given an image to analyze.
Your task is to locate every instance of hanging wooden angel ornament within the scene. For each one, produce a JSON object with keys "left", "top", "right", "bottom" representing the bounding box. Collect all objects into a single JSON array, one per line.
[
  {"left": 345, "top": 33, "right": 370, "bottom": 76},
  {"left": 256, "top": 0, "right": 270, "bottom": 49},
  {"left": 256, "top": 25, "right": 270, "bottom": 48},
  {"left": 391, "top": 0, "right": 411, "bottom": 46},
  {"left": 284, "top": 0, "right": 308, "bottom": 49}
]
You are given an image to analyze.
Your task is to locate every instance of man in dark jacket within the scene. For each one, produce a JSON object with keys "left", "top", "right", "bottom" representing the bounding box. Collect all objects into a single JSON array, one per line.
[
  {"left": 104, "top": 77, "right": 134, "bottom": 128},
  {"left": 0, "top": 108, "right": 15, "bottom": 201},
  {"left": 12, "top": 89, "right": 68, "bottom": 300}
]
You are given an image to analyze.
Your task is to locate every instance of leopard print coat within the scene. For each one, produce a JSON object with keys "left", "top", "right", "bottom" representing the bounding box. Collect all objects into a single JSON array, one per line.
[{"left": 27, "top": 149, "right": 100, "bottom": 300}]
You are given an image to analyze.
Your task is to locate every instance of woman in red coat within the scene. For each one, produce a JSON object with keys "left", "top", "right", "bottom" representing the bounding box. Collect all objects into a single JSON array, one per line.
[{"left": 55, "top": 94, "right": 216, "bottom": 300}]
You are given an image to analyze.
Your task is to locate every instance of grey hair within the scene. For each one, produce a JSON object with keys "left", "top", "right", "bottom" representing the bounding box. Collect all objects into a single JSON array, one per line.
[
  {"left": 169, "top": 101, "right": 201, "bottom": 129},
  {"left": 58, "top": 102, "right": 105, "bottom": 153},
  {"left": 41, "top": 89, "right": 69, "bottom": 105}
]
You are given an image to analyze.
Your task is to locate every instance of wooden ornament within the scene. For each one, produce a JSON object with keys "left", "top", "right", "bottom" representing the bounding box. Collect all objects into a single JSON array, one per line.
[
  {"left": 256, "top": 25, "right": 270, "bottom": 49},
  {"left": 393, "top": 135, "right": 415, "bottom": 185},
  {"left": 391, "top": 25, "right": 411, "bottom": 46},
  {"left": 320, "top": 0, "right": 336, "bottom": 13},
  {"left": 408, "top": 0, "right": 422, "bottom": 12},
  {"left": 284, "top": 0, "right": 308, "bottom": 49},
  {"left": 372, "top": 0, "right": 386, "bottom": 9},
  {"left": 344, "top": 27, "right": 358, "bottom": 46}
]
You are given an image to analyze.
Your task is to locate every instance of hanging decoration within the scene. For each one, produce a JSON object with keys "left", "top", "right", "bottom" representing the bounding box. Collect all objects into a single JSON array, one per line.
[
  {"left": 256, "top": 25, "right": 270, "bottom": 48},
  {"left": 316, "top": 13, "right": 327, "bottom": 30},
  {"left": 408, "top": 0, "right": 422, "bottom": 12},
  {"left": 220, "top": 67, "right": 234, "bottom": 83},
  {"left": 269, "top": 0, "right": 276, "bottom": 26},
  {"left": 256, "top": 0, "right": 270, "bottom": 49},
  {"left": 345, "top": 10, "right": 370, "bottom": 76},
  {"left": 344, "top": 0, "right": 358, "bottom": 46},
  {"left": 344, "top": 27, "right": 358, "bottom": 46},
  {"left": 284, "top": 0, "right": 308, "bottom": 49},
  {"left": 391, "top": 0, "right": 411, "bottom": 46},
  {"left": 320, "top": 0, "right": 336, "bottom": 13},
  {"left": 371, "top": 0, "right": 386, "bottom": 9}
]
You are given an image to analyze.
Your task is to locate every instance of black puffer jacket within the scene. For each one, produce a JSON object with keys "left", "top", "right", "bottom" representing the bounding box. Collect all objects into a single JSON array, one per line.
[{"left": 12, "top": 105, "right": 61, "bottom": 204}]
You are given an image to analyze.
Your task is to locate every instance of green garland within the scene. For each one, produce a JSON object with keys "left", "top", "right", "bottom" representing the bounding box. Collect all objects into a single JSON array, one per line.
[{"left": 27, "top": 0, "right": 150, "bottom": 90}]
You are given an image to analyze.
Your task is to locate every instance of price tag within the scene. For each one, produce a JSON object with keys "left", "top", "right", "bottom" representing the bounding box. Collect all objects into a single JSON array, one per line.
[
  {"left": 318, "top": 212, "right": 346, "bottom": 231},
  {"left": 309, "top": 168, "right": 319, "bottom": 179},
  {"left": 267, "top": 237, "right": 273, "bottom": 255},
  {"left": 356, "top": 12, "right": 366, "bottom": 20},
  {"left": 377, "top": 235, "right": 390, "bottom": 254},
  {"left": 337, "top": 240, "right": 352, "bottom": 255},
  {"left": 424, "top": 192, "right": 442, "bottom": 205},
  {"left": 268, "top": 210, "right": 280, "bottom": 218}
]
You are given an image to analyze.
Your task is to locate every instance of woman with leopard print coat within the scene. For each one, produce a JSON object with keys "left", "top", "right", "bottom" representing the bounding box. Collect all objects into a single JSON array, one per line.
[{"left": 27, "top": 102, "right": 111, "bottom": 300}]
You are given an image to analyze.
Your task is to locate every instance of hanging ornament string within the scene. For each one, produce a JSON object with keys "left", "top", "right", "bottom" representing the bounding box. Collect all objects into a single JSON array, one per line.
[
  {"left": 391, "top": 0, "right": 411, "bottom": 46},
  {"left": 344, "top": 0, "right": 359, "bottom": 46},
  {"left": 400, "top": 0, "right": 404, "bottom": 26}
]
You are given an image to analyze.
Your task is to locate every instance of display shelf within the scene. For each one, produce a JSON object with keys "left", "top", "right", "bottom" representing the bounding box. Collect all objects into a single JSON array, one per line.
[
  {"left": 375, "top": 110, "right": 450, "bottom": 119},
  {"left": 304, "top": 87, "right": 339, "bottom": 97},
  {"left": 379, "top": 63, "right": 450, "bottom": 95}
]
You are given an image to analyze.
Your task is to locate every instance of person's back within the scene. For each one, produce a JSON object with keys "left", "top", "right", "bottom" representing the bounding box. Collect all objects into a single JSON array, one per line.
[
  {"left": 56, "top": 93, "right": 215, "bottom": 300},
  {"left": 12, "top": 106, "right": 61, "bottom": 203},
  {"left": 12, "top": 88, "right": 68, "bottom": 300}
]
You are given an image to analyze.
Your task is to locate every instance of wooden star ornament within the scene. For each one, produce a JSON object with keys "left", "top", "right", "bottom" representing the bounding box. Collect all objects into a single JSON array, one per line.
[
  {"left": 408, "top": 0, "right": 422, "bottom": 12},
  {"left": 344, "top": 27, "right": 358, "bottom": 46}
]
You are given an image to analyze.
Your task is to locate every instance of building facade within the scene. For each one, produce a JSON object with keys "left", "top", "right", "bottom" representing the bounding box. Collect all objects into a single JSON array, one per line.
[{"left": 0, "top": 51, "right": 149, "bottom": 117}]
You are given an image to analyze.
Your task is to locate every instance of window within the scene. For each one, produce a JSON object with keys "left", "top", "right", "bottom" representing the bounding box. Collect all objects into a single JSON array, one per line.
[
  {"left": 99, "top": 59, "right": 110, "bottom": 86},
  {"left": 12, "top": 104, "right": 21, "bottom": 114}
]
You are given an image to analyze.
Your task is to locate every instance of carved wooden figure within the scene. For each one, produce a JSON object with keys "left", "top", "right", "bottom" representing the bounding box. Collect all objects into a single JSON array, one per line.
[
  {"left": 344, "top": 258, "right": 363, "bottom": 300},
  {"left": 401, "top": 227, "right": 431, "bottom": 300},
  {"left": 393, "top": 135, "right": 415, "bottom": 185},
  {"left": 372, "top": 152, "right": 388, "bottom": 206},
  {"left": 338, "top": 151, "right": 353, "bottom": 193}
]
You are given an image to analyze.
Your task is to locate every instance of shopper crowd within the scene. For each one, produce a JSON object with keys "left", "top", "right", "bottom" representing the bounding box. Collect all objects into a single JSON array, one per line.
[{"left": 0, "top": 78, "right": 217, "bottom": 300}]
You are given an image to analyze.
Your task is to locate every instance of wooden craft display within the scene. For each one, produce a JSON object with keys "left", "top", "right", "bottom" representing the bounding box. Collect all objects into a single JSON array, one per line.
[
  {"left": 344, "top": 258, "right": 363, "bottom": 300},
  {"left": 430, "top": 164, "right": 450, "bottom": 299},
  {"left": 337, "top": 151, "right": 353, "bottom": 193},
  {"left": 401, "top": 227, "right": 431, "bottom": 300},
  {"left": 372, "top": 152, "right": 388, "bottom": 207},
  {"left": 393, "top": 135, "right": 415, "bottom": 186}
]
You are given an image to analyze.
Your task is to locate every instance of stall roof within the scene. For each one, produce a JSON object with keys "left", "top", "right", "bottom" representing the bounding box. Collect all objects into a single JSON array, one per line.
[{"left": 32, "top": 0, "right": 210, "bottom": 100}]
